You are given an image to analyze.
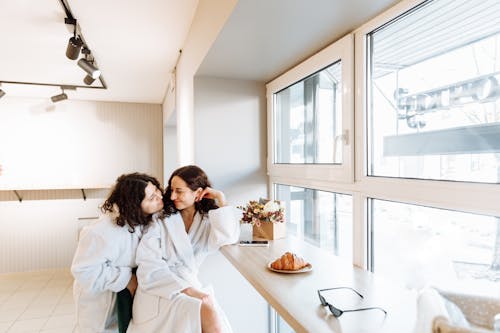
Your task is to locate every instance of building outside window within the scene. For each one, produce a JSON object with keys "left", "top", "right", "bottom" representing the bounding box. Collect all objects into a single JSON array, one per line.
[
  {"left": 368, "top": 0, "right": 500, "bottom": 183},
  {"left": 366, "top": 0, "right": 500, "bottom": 287}
]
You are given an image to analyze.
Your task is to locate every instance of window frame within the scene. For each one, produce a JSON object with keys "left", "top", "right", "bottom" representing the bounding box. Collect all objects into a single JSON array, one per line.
[
  {"left": 266, "top": 34, "right": 354, "bottom": 183},
  {"left": 354, "top": 0, "right": 500, "bottom": 217},
  {"left": 268, "top": 0, "right": 500, "bottom": 271}
]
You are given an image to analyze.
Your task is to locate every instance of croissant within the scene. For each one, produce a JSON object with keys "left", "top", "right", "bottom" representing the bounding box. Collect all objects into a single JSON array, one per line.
[{"left": 271, "top": 252, "right": 308, "bottom": 271}]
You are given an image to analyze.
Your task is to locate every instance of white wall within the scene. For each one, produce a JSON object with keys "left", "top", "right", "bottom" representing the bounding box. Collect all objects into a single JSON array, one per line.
[
  {"left": 199, "top": 253, "right": 269, "bottom": 333},
  {"left": 164, "top": 124, "right": 178, "bottom": 181},
  {"left": 0, "top": 97, "right": 163, "bottom": 190},
  {"left": 193, "top": 77, "right": 268, "bottom": 205},
  {"left": 162, "top": 76, "right": 177, "bottom": 185},
  {"left": 173, "top": 0, "right": 238, "bottom": 166},
  {"left": 194, "top": 76, "right": 269, "bottom": 333}
]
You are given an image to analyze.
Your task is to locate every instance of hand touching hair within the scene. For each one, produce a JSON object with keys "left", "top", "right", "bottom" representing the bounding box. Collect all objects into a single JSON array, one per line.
[{"left": 163, "top": 165, "right": 219, "bottom": 217}]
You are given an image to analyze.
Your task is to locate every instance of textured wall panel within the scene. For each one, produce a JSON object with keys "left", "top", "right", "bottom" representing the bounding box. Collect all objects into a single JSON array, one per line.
[
  {"left": 0, "top": 98, "right": 163, "bottom": 190},
  {"left": 0, "top": 198, "right": 102, "bottom": 273}
]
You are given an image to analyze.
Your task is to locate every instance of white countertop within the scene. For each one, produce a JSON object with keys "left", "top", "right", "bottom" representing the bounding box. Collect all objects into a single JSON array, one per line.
[{"left": 220, "top": 237, "right": 417, "bottom": 333}]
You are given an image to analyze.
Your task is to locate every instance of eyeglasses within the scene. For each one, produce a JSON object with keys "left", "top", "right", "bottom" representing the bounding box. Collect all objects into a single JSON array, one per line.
[{"left": 317, "top": 287, "right": 387, "bottom": 318}]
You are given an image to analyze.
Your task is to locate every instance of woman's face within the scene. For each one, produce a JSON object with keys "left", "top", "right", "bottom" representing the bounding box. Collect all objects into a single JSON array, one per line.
[
  {"left": 141, "top": 182, "right": 164, "bottom": 215},
  {"left": 170, "top": 175, "right": 201, "bottom": 211}
]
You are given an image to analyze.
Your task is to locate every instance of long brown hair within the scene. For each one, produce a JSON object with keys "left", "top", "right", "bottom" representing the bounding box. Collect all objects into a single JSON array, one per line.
[
  {"left": 101, "top": 172, "right": 163, "bottom": 232},
  {"left": 163, "top": 165, "right": 218, "bottom": 217}
]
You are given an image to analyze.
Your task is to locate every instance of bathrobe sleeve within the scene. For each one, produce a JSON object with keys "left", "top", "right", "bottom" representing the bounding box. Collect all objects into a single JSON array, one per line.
[
  {"left": 207, "top": 206, "right": 240, "bottom": 251},
  {"left": 71, "top": 225, "right": 131, "bottom": 294},
  {"left": 136, "top": 220, "right": 190, "bottom": 299},
  {"left": 191, "top": 206, "right": 240, "bottom": 264}
]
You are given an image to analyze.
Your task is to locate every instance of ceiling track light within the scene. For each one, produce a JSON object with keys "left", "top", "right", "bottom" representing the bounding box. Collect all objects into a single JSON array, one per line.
[
  {"left": 51, "top": 87, "right": 68, "bottom": 103},
  {"left": 66, "top": 36, "right": 83, "bottom": 60},
  {"left": 51, "top": 93, "right": 67, "bottom": 103},
  {"left": 60, "top": 0, "right": 106, "bottom": 89},
  {"left": 65, "top": 18, "right": 83, "bottom": 60},
  {"left": 83, "top": 74, "right": 95, "bottom": 85},
  {"left": 0, "top": 0, "right": 107, "bottom": 100},
  {"left": 78, "top": 58, "right": 101, "bottom": 79}
]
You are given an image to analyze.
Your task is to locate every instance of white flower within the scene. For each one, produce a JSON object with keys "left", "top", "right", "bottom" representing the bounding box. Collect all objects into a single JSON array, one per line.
[{"left": 263, "top": 200, "right": 280, "bottom": 213}]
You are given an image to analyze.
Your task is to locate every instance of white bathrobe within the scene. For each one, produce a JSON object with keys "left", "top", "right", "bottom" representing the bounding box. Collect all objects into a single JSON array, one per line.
[
  {"left": 71, "top": 214, "right": 143, "bottom": 333},
  {"left": 128, "top": 206, "right": 240, "bottom": 333}
]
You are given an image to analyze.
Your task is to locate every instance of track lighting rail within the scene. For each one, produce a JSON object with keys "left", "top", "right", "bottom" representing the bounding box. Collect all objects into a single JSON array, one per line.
[
  {"left": 0, "top": 0, "right": 107, "bottom": 102},
  {"left": 0, "top": 80, "right": 106, "bottom": 90},
  {"left": 60, "top": 0, "right": 76, "bottom": 24}
]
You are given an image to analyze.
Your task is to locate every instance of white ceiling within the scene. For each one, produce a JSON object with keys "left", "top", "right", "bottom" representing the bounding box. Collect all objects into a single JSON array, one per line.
[
  {"left": 197, "top": 0, "right": 401, "bottom": 82},
  {"left": 0, "top": 0, "right": 198, "bottom": 103},
  {"left": 0, "top": 0, "right": 402, "bottom": 104}
]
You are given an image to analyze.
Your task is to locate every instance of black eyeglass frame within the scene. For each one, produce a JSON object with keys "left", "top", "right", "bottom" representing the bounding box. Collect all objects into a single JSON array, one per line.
[{"left": 317, "top": 287, "right": 387, "bottom": 318}]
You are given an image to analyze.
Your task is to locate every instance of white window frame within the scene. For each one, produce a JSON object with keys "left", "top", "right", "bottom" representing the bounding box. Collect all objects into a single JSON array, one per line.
[
  {"left": 354, "top": 0, "right": 500, "bottom": 218},
  {"left": 266, "top": 34, "right": 354, "bottom": 184},
  {"left": 267, "top": 0, "right": 500, "bottom": 271},
  {"left": 269, "top": 0, "right": 500, "bottom": 323}
]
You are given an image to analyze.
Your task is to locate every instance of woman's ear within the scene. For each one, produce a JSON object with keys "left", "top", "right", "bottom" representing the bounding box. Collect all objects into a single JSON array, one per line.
[{"left": 195, "top": 188, "right": 203, "bottom": 201}]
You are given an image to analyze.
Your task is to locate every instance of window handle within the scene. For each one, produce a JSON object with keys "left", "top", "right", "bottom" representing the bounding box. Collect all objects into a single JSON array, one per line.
[{"left": 333, "top": 131, "right": 348, "bottom": 162}]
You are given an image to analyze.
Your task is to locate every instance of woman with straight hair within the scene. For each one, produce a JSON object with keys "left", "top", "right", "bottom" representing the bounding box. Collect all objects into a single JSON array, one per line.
[
  {"left": 71, "top": 172, "right": 164, "bottom": 333},
  {"left": 128, "top": 165, "right": 240, "bottom": 333}
]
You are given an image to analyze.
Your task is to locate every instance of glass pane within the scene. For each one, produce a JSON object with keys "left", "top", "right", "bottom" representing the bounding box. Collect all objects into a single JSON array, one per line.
[
  {"left": 368, "top": 0, "right": 500, "bottom": 183},
  {"left": 371, "top": 199, "right": 500, "bottom": 294},
  {"left": 274, "top": 184, "right": 352, "bottom": 261},
  {"left": 277, "top": 314, "right": 294, "bottom": 333},
  {"left": 274, "top": 61, "right": 342, "bottom": 164}
]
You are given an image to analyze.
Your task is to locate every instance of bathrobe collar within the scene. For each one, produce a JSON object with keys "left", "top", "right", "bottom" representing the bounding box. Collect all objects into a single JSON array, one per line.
[{"left": 163, "top": 213, "right": 196, "bottom": 269}]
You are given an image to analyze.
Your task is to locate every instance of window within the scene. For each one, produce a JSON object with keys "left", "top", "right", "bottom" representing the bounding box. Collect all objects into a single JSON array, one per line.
[
  {"left": 267, "top": 0, "right": 500, "bottom": 332},
  {"left": 274, "top": 61, "right": 343, "bottom": 164},
  {"left": 370, "top": 199, "right": 500, "bottom": 293},
  {"left": 267, "top": 34, "right": 354, "bottom": 182},
  {"left": 275, "top": 184, "right": 353, "bottom": 260},
  {"left": 367, "top": 0, "right": 500, "bottom": 183},
  {"left": 356, "top": 0, "right": 500, "bottom": 292},
  {"left": 266, "top": 3, "right": 500, "bottom": 331}
]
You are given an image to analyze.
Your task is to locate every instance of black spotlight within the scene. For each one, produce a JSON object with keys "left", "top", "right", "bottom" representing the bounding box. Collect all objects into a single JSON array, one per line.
[
  {"left": 51, "top": 88, "right": 68, "bottom": 103},
  {"left": 66, "top": 37, "right": 83, "bottom": 60},
  {"left": 83, "top": 74, "right": 95, "bottom": 85},
  {"left": 78, "top": 58, "right": 101, "bottom": 79}
]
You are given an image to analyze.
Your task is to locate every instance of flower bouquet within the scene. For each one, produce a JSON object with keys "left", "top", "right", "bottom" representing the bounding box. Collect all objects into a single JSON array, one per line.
[{"left": 238, "top": 198, "right": 286, "bottom": 240}]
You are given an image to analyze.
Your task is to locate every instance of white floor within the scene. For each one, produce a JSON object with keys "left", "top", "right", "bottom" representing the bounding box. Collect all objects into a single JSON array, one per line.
[{"left": 0, "top": 269, "right": 76, "bottom": 333}]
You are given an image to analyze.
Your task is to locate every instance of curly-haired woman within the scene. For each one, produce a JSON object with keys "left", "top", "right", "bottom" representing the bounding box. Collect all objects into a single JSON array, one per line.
[
  {"left": 71, "top": 172, "right": 164, "bottom": 333},
  {"left": 128, "top": 165, "right": 240, "bottom": 333}
]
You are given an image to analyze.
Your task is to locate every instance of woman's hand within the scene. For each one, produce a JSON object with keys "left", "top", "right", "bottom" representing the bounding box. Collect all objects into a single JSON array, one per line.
[
  {"left": 196, "top": 187, "right": 227, "bottom": 207},
  {"left": 181, "top": 286, "right": 211, "bottom": 302},
  {"left": 182, "top": 287, "right": 221, "bottom": 332},
  {"left": 126, "top": 273, "right": 138, "bottom": 296}
]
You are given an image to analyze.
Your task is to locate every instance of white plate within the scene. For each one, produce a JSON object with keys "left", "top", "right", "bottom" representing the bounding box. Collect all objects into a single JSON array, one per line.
[{"left": 267, "top": 261, "right": 313, "bottom": 274}]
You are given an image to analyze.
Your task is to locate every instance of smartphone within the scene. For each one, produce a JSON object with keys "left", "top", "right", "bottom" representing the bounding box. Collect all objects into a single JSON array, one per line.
[{"left": 239, "top": 240, "right": 269, "bottom": 247}]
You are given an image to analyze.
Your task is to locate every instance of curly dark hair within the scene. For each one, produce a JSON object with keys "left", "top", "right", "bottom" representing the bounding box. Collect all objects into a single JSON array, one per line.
[
  {"left": 163, "top": 165, "right": 218, "bottom": 217},
  {"left": 101, "top": 172, "right": 163, "bottom": 232}
]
